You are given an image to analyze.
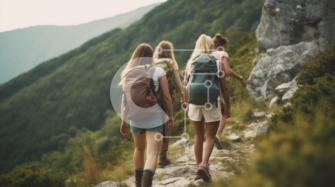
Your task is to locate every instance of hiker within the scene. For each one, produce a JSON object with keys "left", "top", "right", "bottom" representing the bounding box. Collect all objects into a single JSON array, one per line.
[
  {"left": 119, "top": 43, "right": 174, "bottom": 187},
  {"left": 185, "top": 34, "right": 230, "bottom": 182},
  {"left": 211, "top": 33, "right": 246, "bottom": 149},
  {"left": 153, "top": 41, "right": 186, "bottom": 167}
]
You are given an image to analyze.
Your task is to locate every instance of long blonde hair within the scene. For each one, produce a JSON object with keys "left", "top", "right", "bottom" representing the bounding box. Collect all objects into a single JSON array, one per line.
[
  {"left": 185, "top": 34, "right": 214, "bottom": 75},
  {"left": 153, "top": 41, "right": 177, "bottom": 62},
  {"left": 119, "top": 43, "right": 153, "bottom": 86}
]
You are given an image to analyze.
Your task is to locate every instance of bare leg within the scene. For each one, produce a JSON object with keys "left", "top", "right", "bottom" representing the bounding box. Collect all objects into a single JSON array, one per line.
[
  {"left": 132, "top": 133, "right": 146, "bottom": 169},
  {"left": 159, "top": 123, "right": 171, "bottom": 166},
  {"left": 216, "top": 117, "right": 226, "bottom": 139},
  {"left": 202, "top": 121, "right": 219, "bottom": 165},
  {"left": 144, "top": 131, "right": 162, "bottom": 170},
  {"left": 192, "top": 120, "right": 205, "bottom": 166}
]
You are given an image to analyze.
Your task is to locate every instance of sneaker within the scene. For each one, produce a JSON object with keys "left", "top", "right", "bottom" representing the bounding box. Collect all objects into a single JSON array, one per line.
[
  {"left": 197, "top": 165, "right": 212, "bottom": 182},
  {"left": 214, "top": 137, "right": 223, "bottom": 150},
  {"left": 159, "top": 157, "right": 171, "bottom": 167}
]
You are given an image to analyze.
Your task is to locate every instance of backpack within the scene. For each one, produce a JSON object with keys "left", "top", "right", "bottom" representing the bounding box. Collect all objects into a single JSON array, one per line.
[
  {"left": 154, "top": 58, "right": 177, "bottom": 98},
  {"left": 187, "top": 54, "right": 220, "bottom": 106},
  {"left": 122, "top": 65, "right": 161, "bottom": 121}
]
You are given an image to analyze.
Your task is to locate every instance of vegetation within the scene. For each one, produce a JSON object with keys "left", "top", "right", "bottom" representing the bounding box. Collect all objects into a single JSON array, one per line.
[
  {"left": 0, "top": 0, "right": 263, "bottom": 186},
  {"left": 214, "top": 47, "right": 335, "bottom": 187}
]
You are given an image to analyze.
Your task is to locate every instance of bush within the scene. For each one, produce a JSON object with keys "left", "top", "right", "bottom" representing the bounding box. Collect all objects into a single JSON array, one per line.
[
  {"left": 220, "top": 47, "right": 335, "bottom": 187},
  {"left": 0, "top": 163, "right": 65, "bottom": 187}
]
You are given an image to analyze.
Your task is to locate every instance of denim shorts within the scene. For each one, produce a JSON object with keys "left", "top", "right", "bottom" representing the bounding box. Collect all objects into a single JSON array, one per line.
[{"left": 130, "top": 125, "right": 164, "bottom": 134}]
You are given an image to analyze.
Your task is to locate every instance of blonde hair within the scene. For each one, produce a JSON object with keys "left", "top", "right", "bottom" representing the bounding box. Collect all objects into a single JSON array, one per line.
[
  {"left": 153, "top": 41, "right": 177, "bottom": 62},
  {"left": 119, "top": 43, "right": 153, "bottom": 86},
  {"left": 185, "top": 34, "right": 214, "bottom": 76}
]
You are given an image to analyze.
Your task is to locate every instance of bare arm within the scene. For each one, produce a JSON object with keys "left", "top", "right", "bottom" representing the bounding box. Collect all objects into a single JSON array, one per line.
[
  {"left": 159, "top": 76, "right": 174, "bottom": 126},
  {"left": 220, "top": 58, "right": 231, "bottom": 118},
  {"left": 222, "top": 57, "right": 246, "bottom": 87},
  {"left": 172, "top": 68, "right": 186, "bottom": 103},
  {"left": 120, "top": 94, "right": 129, "bottom": 135}
]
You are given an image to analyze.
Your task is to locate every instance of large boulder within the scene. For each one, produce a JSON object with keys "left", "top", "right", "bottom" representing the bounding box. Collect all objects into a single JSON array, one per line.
[
  {"left": 257, "top": 0, "right": 335, "bottom": 51},
  {"left": 248, "top": 0, "right": 335, "bottom": 99},
  {"left": 247, "top": 41, "right": 318, "bottom": 99}
]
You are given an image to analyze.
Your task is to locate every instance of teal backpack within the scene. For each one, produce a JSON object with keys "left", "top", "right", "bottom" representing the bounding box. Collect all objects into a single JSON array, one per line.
[{"left": 187, "top": 54, "right": 220, "bottom": 107}]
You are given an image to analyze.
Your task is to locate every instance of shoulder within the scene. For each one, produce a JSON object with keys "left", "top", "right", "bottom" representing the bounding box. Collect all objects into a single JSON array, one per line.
[
  {"left": 171, "top": 59, "right": 179, "bottom": 70},
  {"left": 212, "top": 50, "right": 229, "bottom": 59},
  {"left": 153, "top": 66, "right": 166, "bottom": 77}
]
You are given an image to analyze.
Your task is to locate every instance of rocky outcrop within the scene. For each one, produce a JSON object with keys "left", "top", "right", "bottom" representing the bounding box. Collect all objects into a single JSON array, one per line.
[
  {"left": 257, "top": 0, "right": 335, "bottom": 51},
  {"left": 248, "top": 0, "right": 335, "bottom": 99},
  {"left": 248, "top": 41, "right": 318, "bottom": 99}
]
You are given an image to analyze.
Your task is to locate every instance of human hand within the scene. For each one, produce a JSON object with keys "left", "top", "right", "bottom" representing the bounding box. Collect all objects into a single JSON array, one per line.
[
  {"left": 223, "top": 105, "right": 231, "bottom": 119},
  {"left": 120, "top": 121, "right": 128, "bottom": 136},
  {"left": 166, "top": 119, "right": 173, "bottom": 129}
]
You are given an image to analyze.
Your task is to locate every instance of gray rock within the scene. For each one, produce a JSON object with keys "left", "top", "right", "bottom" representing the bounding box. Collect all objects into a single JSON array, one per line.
[
  {"left": 256, "top": 121, "right": 269, "bottom": 136},
  {"left": 282, "top": 83, "right": 299, "bottom": 102},
  {"left": 156, "top": 177, "right": 190, "bottom": 186},
  {"left": 275, "top": 78, "right": 297, "bottom": 95},
  {"left": 244, "top": 121, "right": 269, "bottom": 139},
  {"left": 251, "top": 110, "right": 266, "bottom": 119},
  {"left": 257, "top": 0, "right": 335, "bottom": 52},
  {"left": 248, "top": 0, "right": 335, "bottom": 100},
  {"left": 247, "top": 41, "right": 318, "bottom": 99},
  {"left": 244, "top": 129, "right": 257, "bottom": 139},
  {"left": 94, "top": 181, "right": 123, "bottom": 187},
  {"left": 171, "top": 138, "right": 190, "bottom": 149},
  {"left": 226, "top": 133, "right": 242, "bottom": 142},
  {"left": 269, "top": 96, "right": 279, "bottom": 107}
]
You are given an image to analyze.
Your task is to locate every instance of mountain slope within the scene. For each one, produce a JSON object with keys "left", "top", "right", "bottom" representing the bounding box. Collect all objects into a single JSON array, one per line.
[
  {"left": 0, "top": 0, "right": 263, "bottom": 173},
  {"left": 0, "top": 4, "right": 158, "bottom": 84}
]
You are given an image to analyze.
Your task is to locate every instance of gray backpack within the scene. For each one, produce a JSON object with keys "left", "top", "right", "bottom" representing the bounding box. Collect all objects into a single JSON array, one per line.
[{"left": 187, "top": 54, "right": 220, "bottom": 106}]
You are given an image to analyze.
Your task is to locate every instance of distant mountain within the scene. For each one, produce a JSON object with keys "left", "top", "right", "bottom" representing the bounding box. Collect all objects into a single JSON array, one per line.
[{"left": 0, "top": 4, "right": 158, "bottom": 84}]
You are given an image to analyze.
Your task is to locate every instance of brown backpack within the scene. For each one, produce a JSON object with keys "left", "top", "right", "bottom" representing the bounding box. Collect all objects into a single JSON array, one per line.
[{"left": 122, "top": 65, "right": 161, "bottom": 121}]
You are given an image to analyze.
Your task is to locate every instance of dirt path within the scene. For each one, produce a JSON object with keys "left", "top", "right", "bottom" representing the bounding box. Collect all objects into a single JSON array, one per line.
[{"left": 96, "top": 111, "right": 271, "bottom": 187}]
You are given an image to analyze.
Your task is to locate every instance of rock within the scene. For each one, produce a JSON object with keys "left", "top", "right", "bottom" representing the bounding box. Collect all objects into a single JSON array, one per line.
[
  {"left": 171, "top": 138, "right": 190, "bottom": 148},
  {"left": 251, "top": 110, "right": 266, "bottom": 119},
  {"left": 256, "top": 121, "right": 269, "bottom": 136},
  {"left": 247, "top": 41, "right": 318, "bottom": 99},
  {"left": 275, "top": 78, "right": 297, "bottom": 95},
  {"left": 266, "top": 112, "right": 275, "bottom": 119},
  {"left": 248, "top": 0, "right": 335, "bottom": 100},
  {"left": 256, "top": 0, "right": 335, "bottom": 52},
  {"left": 281, "top": 83, "right": 299, "bottom": 102},
  {"left": 269, "top": 96, "right": 279, "bottom": 107},
  {"left": 176, "top": 155, "right": 189, "bottom": 163},
  {"left": 94, "top": 181, "right": 122, "bottom": 187},
  {"left": 226, "top": 133, "right": 242, "bottom": 142},
  {"left": 283, "top": 102, "right": 292, "bottom": 108},
  {"left": 244, "top": 121, "right": 269, "bottom": 139},
  {"left": 244, "top": 129, "right": 257, "bottom": 139},
  {"left": 156, "top": 177, "right": 190, "bottom": 186}
]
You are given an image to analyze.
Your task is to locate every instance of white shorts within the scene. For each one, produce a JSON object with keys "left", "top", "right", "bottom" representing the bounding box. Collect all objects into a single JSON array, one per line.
[{"left": 188, "top": 104, "right": 221, "bottom": 123}]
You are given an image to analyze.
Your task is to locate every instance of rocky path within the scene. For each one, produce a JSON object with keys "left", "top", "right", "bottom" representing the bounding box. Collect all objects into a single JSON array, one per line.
[{"left": 96, "top": 111, "right": 272, "bottom": 187}]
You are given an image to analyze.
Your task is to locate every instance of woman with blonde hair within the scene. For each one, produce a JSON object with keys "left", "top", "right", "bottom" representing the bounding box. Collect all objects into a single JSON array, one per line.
[
  {"left": 185, "top": 34, "right": 230, "bottom": 182},
  {"left": 153, "top": 41, "right": 186, "bottom": 167},
  {"left": 120, "top": 43, "right": 173, "bottom": 187}
]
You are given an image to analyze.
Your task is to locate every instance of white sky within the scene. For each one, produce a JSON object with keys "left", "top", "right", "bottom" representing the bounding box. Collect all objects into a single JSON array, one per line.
[{"left": 0, "top": 0, "right": 166, "bottom": 32}]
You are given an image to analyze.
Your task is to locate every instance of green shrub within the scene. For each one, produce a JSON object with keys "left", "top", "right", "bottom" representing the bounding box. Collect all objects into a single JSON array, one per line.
[{"left": 220, "top": 47, "right": 335, "bottom": 187}]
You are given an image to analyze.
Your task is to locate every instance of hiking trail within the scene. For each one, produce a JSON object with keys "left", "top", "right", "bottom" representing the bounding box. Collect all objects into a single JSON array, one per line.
[{"left": 96, "top": 110, "right": 272, "bottom": 187}]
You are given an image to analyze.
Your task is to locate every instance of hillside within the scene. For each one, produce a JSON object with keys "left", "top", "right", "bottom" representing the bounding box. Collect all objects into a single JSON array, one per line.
[
  {"left": 0, "top": 4, "right": 157, "bottom": 84},
  {"left": 0, "top": 0, "right": 263, "bottom": 185}
]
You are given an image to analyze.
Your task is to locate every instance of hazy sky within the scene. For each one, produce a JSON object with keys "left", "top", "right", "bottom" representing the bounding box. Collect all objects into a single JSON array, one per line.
[{"left": 0, "top": 0, "right": 166, "bottom": 32}]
